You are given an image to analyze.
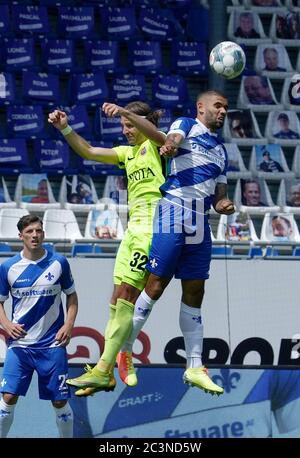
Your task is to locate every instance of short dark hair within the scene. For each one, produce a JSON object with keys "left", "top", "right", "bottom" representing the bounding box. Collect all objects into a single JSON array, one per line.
[
  {"left": 17, "top": 215, "right": 43, "bottom": 233},
  {"left": 125, "top": 101, "right": 162, "bottom": 127},
  {"left": 197, "top": 90, "right": 228, "bottom": 102}
]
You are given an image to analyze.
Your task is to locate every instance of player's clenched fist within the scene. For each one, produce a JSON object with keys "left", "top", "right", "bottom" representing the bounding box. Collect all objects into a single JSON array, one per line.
[{"left": 48, "top": 110, "right": 68, "bottom": 130}]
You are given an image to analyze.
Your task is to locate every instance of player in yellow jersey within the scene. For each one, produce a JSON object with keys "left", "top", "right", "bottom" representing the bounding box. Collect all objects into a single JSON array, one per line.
[{"left": 48, "top": 102, "right": 166, "bottom": 395}]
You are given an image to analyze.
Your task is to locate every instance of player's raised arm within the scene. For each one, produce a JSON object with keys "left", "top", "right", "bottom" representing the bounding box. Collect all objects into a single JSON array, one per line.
[
  {"left": 160, "top": 133, "right": 184, "bottom": 157},
  {"left": 102, "top": 102, "right": 166, "bottom": 146},
  {"left": 48, "top": 109, "right": 119, "bottom": 165}
]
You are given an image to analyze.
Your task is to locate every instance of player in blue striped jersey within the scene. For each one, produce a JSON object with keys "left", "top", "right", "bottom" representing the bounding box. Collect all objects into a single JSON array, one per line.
[
  {"left": 119, "top": 90, "right": 235, "bottom": 395},
  {"left": 0, "top": 215, "right": 78, "bottom": 437}
]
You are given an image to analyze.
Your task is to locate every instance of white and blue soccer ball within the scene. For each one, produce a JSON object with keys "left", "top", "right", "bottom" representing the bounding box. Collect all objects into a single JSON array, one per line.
[{"left": 209, "top": 41, "right": 246, "bottom": 79}]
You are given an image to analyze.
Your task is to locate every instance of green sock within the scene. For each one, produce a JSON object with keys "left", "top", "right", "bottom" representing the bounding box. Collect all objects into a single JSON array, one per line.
[
  {"left": 104, "top": 304, "right": 116, "bottom": 342},
  {"left": 100, "top": 298, "right": 134, "bottom": 367}
]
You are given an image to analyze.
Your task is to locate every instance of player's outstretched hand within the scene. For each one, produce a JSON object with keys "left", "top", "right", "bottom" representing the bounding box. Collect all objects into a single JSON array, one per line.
[
  {"left": 48, "top": 110, "right": 68, "bottom": 130},
  {"left": 160, "top": 144, "right": 178, "bottom": 157},
  {"left": 102, "top": 102, "right": 126, "bottom": 118}
]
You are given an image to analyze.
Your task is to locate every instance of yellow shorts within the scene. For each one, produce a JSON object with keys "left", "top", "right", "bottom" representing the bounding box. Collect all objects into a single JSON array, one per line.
[{"left": 113, "top": 224, "right": 153, "bottom": 291}]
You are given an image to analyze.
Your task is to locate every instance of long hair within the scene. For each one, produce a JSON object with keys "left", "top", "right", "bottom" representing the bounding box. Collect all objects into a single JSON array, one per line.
[{"left": 124, "top": 101, "right": 162, "bottom": 127}]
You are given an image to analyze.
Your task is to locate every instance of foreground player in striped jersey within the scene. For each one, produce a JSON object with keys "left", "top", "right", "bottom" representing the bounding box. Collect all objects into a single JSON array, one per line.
[
  {"left": 0, "top": 215, "right": 78, "bottom": 437},
  {"left": 119, "top": 90, "right": 235, "bottom": 395}
]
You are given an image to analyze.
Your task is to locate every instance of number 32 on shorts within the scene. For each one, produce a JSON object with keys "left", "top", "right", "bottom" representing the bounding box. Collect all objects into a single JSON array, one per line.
[{"left": 129, "top": 251, "right": 148, "bottom": 272}]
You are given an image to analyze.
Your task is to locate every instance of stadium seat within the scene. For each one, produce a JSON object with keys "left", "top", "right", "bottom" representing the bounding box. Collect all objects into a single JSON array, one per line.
[
  {"left": 277, "top": 178, "right": 300, "bottom": 214},
  {"left": 186, "top": 7, "right": 209, "bottom": 41},
  {"left": 42, "top": 242, "right": 55, "bottom": 253},
  {"left": 244, "top": 0, "right": 284, "bottom": 13},
  {"left": 139, "top": 8, "right": 183, "bottom": 41},
  {"left": 157, "top": 108, "right": 173, "bottom": 134},
  {"left": 292, "top": 246, "right": 300, "bottom": 256},
  {"left": 94, "top": 107, "right": 124, "bottom": 141},
  {"left": 22, "top": 71, "right": 60, "bottom": 106},
  {"left": 224, "top": 143, "right": 252, "bottom": 179},
  {"left": 11, "top": 5, "right": 50, "bottom": 38},
  {"left": 0, "top": 139, "right": 31, "bottom": 174},
  {"left": 217, "top": 212, "right": 259, "bottom": 242},
  {"left": 15, "top": 173, "right": 60, "bottom": 210},
  {"left": 57, "top": 6, "right": 95, "bottom": 39},
  {"left": 291, "top": 146, "right": 300, "bottom": 178},
  {"left": 40, "top": 39, "right": 76, "bottom": 74},
  {"left": 43, "top": 209, "right": 83, "bottom": 241},
  {"left": 33, "top": 139, "right": 70, "bottom": 175},
  {"left": 281, "top": 76, "right": 300, "bottom": 112},
  {"left": 211, "top": 245, "right": 233, "bottom": 257},
  {"left": 0, "top": 4, "right": 11, "bottom": 37},
  {"left": 0, "top": 176, "right": 16, "bottom": 208},
  {"left": 3, "top": 38, "right": 36, "bottom": 72},
  {"left": 84, "top": 40, "right": 121, "bottom": 73},
  {"left": 265, "top": 110, "right": 300, "bottom": 147},
  {"left": 238, "top": 75, "right": 282, "bottom": 112},
  {"left": 68, "top": 72, "right": 108, "bottom": 105},
  {"left": 227, "top": 10, "right": 271, "bottom": 46},
  {"left": 152, "top": 74, "right": 189, "bottom": 109},
  {"left": 0, "top": 208, "right": 29, "bottom": 239},
  {"left": 234, "top": 178, "right": 280, "bottom": 215},
  {"left": 102, "top": 175, "right": 128, "bottom": 205},
  {"left": 254, "top": 44, "right": 294, "bottom": 79},
  {"left": 260, "top": 212, "right": 300, "bottom": 243},
  {"left": 59, "top": 174, "right": 98, "bottom": 212},
  {"left": 0, "top": 242, "right": 12, "bottom": 254},
  {"left": 6, "top": 105, "right": 45, "bottom": 139},
  {"left": 0, "top": 73, "right": 16, "bottom": 106},
  {"left": 99, "top": 7, "right": 137, "bottom": 40},
  {"left": 51, "top": 105, "right": 92, "bottom": 139},
  {"left": 223, "top": 109, "right": 266, "bottom": 146},
  {"left": 247, "top": 246, "right": 263, "bottom": 258},
  {"left": 76, "top": 141, "right": 118, "bottom": 176},
  {"left": 249, "top": 144, "right": 294, "bottom": 181},
  {"left": 269, "top": 12, "right": 300, "bottom": 47},
  {"left": 84, "top": 207, "right": 124, "bottom": 240},
  {"left": 71, "top": 243, "right": 93, "bottom": 257},
  {"left": 127, "top": 41, "right": 163, "bottom": 74},
  {"left": 110, "top": 74, "right": 147, "bottom": 105},
  {"left": 171, "top": 41, "right": 208, "bottom": 76}
]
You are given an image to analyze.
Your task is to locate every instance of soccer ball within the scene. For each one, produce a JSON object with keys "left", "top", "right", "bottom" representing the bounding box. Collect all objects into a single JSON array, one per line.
[{"left": 209, "top": 41, "right": 246, "bottom": 79}]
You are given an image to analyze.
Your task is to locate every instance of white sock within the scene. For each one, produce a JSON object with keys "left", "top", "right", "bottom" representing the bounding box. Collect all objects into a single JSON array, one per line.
[
  {"left": 121, "top": 290, "right": 156, "bottom": 353},
  {"left": 0, "top": 397, "right": 15, "bottom": 438},
  {"left": 179, "top": 301, "right": 203, "bottom": 369},
  {"left": 53, "top": 402, "right": 74, "bottom": 438}
]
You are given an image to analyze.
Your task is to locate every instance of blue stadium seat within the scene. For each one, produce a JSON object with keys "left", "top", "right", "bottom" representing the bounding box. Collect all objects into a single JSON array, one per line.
[
  {"left": 84, "top": 40, "right": 121, "bottom": 74},
  {"left": 34, "top": 139, "right": 70, "bottom": 175},
  {"left": 57, "top": 6, "right": 95, "bottom": 39},
  {"left": 22, "top": 71, "right": 60, "bottom": 106},
  {"left": 139, "top": 8, "right": 184, "bottom": 41},
  {"left": 40, "top": 39, "right": 76, "bottom": 74},
  {"left": 158, "top": 108, "right": 173, "bottom": 134},
  {"left": 152, "top": 74, "right": 189, "bottom": 109},
  {"left": 186, "top": 7, "right": 209, "bottom": 41},
  {"left": 71, "top": 243, "right": 93, "bottom": 257},
  {"left": 50, "top": 105, "right": 92, "bottom": 140},
  {"left": 0, "top": 242, "right": 12, "bottom": 254},
  {"left": 42, "top": 242, "right": 55, "bottom": 252},
  {"left": 6, "top": 105, "right": 45, "bottom": 139},
  {"left": 68, "top": 72, "right": 108, "bottom": 106},
  {"left": 11, "top": 5, "right": 50, "bottom": 38},
  {"left": 0, "top": 5, "right": 11, "bottom": 37},
  {"left": 99, "top": 7, "right": 137, "bottom": 40},
  {"left": 211, "top": 246, "right": 233, "bottom": 257},
  {"left": 0, "top": 73, "right": 17, "bottom": 106},
  {"left": 95, "top": 108, "right": 124, "bottom": 142},
  {"left": 3, "top": 38, "right": 36, "bottom": 72},
  {"left": 248, "top": 246, "right": 263, "bottom": 258},
  {"left": 76, "top": 141, "right": 118, "bottom": 176},
  {"left": 0, "top": 138, "right": 31, "bottom": 174},
  {"left": 127, "top": 41, "right": 163, "bottom": 74},
  {"left": 293, "top": 247, "right": 300, "bottom": 256},
  {"left": 110, "top": 73, "right": 147, "bottom": 105},
  {"left": 171, "top": 41, "right": 208, "bottom": 76}
]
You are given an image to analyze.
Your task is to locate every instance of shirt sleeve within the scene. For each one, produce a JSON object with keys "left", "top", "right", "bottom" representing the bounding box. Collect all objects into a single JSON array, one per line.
[
  {"left": 60, "top": 257, "right": 76, "bottom": 295},
  {"left": 0, "top": 264, "right": 9, "bottom": 301},
  {"left": 112, "top": 146, "right": 129, "bottom": 169},
  {"left": 167, "top": 117, "right": 194, "bottom": 138}
]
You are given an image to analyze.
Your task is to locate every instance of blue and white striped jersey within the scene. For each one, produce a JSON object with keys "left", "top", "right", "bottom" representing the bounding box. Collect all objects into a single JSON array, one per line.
[
  {"left": 160, "top": 117, "right": 228, "bottom": 212},
  {"left": 0, "top": 250, "right": 75, "bottom": 349}
]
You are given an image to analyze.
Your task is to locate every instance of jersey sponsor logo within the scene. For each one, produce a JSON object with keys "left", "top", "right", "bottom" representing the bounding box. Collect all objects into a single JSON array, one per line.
[
  {"left": 14, "top": 287, "right": 55, "bottom": 298},
  {"left": 128, "top": 167, "right": 155, "bottom": 182},
  {"left": 140, "top": 147, "right": 146, "bottom": 156},
  {"left": 190, "top": 142, "right": 224, "bottom": 169}
]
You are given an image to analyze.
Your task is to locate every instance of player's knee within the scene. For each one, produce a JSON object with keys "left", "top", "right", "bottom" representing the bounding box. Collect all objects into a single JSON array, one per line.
[
  {"left": 118, "top": 283, "right": 140, "bottom": 303},
  {"left": 52, "top": 400, "right": 67, "bottom": 409},
  {"left": 2, "top": 393, "right": 18, "bottom": 405}
]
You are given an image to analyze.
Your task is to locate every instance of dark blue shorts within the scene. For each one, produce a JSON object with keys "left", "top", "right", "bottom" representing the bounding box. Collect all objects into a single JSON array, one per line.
[
  {"left": 0, "top": 347, "right": 70, "bottom": 401},
  {"left": 147, "top": 198, "right": 212, "bottom": 280}
]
